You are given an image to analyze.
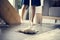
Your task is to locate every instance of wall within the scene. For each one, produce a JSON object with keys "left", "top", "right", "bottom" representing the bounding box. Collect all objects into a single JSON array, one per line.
[
  {"left": 42, "top": 0, "right": 55, "bottom": 23},
  {"left": 42, "top": 0, "right": 60, "bottom": 24},
  {"left": 49, "top": 7, "right": 60, "bottom": 17},
  {"left": 49, "top": 7, "right": 60, "bottom": 24},
  {"left": 42, "top": 0, "right": 49, "bottom": 16}
]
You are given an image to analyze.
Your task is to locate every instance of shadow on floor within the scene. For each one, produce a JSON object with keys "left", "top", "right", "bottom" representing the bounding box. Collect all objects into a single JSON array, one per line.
[{"left": 54, "top": 25, "right": 60, "bottom": 29}]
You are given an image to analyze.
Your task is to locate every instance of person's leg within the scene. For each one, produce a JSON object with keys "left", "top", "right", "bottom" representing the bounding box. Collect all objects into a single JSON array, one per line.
[
  {"left": 21, "top": 0, "right": 29, "bottom": 22},
  {"left": 31, "top": 0, "right": 41, "bottom": 24},
  {"left": 31, "top": 6, "right": 35, "bottom": 24},
  {"left": 21, "top": 5, "right": 27, "bottom": 20}
]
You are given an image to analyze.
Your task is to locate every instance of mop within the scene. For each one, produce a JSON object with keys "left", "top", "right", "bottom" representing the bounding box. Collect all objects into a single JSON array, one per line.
[
  {"left": 18, "top": 0, "right": 38, "bottom": 35},
  {"left": 18, "top": 23, "right": 38, "bottom": 35}
]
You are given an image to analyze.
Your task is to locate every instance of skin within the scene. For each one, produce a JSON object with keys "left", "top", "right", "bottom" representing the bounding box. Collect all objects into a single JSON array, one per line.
[{"left": 21, "top": 5, "right": 35, "bottom": 24}]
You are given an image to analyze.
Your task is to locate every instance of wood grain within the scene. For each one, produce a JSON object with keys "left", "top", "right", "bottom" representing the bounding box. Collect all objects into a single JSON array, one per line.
[{"left": 0, "top": 0, "right": 21, "bottom": 25}]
